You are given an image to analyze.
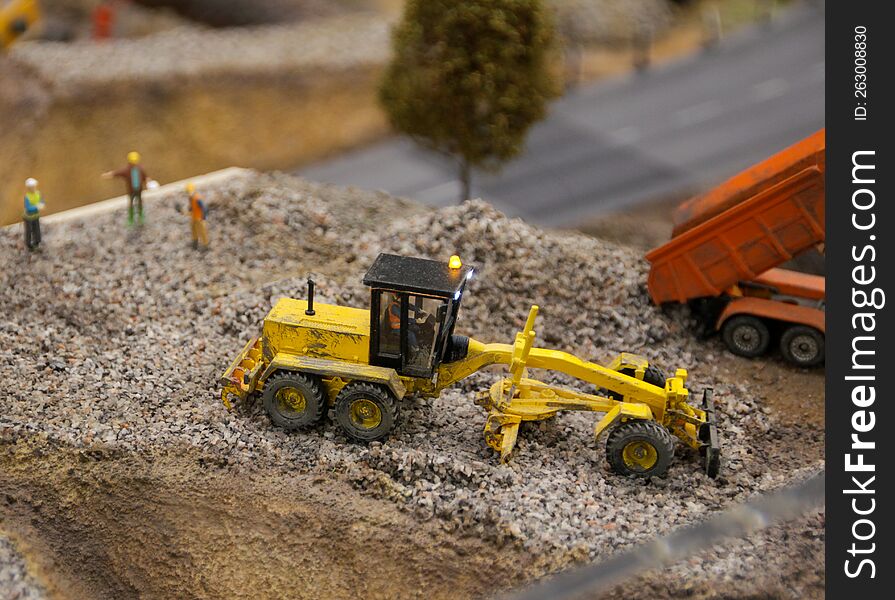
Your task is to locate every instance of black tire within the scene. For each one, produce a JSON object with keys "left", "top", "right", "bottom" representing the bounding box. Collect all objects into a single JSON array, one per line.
[
  {"left": 334, "top": 382, "right": 398, "bottom": 442},
  {"left": 606, "top": 420, "right": 675, "bottom": 478},
  {"left": 604, "top": 364, "right": 666, "bottom": 401},
  {"left": 780, "top": 325, "right": 825, "bottom": 367},
  {"left": 261, "top": 371, "right": 327, "bottom": 430},
  {"left": 721, "top": 315, "right": 770, "bottom": 358}
]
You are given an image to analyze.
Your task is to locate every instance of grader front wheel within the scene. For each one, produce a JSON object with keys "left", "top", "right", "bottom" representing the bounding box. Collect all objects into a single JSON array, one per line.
[{"left": 606, "top": 420, "right": 675, "bottom": 478}]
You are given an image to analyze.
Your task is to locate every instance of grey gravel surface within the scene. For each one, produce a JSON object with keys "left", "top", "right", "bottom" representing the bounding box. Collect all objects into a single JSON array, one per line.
[
  {"left": 9, "top": 14, "right": 389, "bottom": 91},
  {"left": 602, "top": 507, "right": 825, "bottom": 599},
  {"left": 0, "top": 534, "right": 45, "bottom": 600},
  {"left": 0, "top": 171, "right": 822, "bottom": 581}
]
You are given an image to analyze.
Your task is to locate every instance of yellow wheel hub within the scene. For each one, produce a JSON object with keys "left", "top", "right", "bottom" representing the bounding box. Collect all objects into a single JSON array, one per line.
[
  {"left": 349, "top": 398, "right": 382, "bottom": 429},
  {"left": 622, "top": 440, "right": 659, "bottom": 471},
  {"left": 276, "top": 387, "right": 307, "bottom": 414}
]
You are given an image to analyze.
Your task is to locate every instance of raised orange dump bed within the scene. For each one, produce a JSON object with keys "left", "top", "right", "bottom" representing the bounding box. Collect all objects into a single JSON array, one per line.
[
  {"left": 646, "top": 130, "right": 825, "bottom": 305},
  {"left": 671, "top": 129, "right": 825, "bottom": 237}
]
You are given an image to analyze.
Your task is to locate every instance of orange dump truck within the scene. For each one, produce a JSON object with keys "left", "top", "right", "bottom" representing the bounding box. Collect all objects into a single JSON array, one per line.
[{"left": 646, "top": 129, "right": 825, "bottom": 367}]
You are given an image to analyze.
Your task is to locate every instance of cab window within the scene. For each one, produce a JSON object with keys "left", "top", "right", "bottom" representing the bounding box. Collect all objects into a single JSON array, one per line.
[
  {"left": 378, "top": 291, "right": 401, "bottom": 356},
  {"left": 404, "top": 295, "right": 444, "bottom": 372}
]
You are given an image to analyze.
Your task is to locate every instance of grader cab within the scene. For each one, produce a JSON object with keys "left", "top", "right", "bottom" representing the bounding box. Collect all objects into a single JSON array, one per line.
[
  {"left": 363, "top": 253, "right": 474, "bottom": 379},
  {"left": 221, "top": 253, "right": 721, "bottom": 479}
]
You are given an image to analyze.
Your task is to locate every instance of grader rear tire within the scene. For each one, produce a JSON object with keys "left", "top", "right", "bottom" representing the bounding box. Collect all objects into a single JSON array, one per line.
[
  {"left": 334, "top": 382, "right": 398, "bottom": 442},
  {"left": 262, "top": 371, "right": 327, "bottom": 431},
  {"left": 606, "top": 420, "right": 675, "bottom": 478}
]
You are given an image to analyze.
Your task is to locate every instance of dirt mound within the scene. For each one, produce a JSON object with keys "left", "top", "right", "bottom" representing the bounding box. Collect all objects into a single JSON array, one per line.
[{"left": 1, "top": 441, "right": 537, "bottom": 599}]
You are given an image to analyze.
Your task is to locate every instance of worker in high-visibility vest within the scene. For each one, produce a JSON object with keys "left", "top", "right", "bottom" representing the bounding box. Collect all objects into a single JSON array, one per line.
[
  {"left": 182, "top": 182, "right": 209, "bottom": 250},
  {"left": 102, "top": 151, "right": 154, "bottom": 226},
  {"left": 22, "top": 177, "right": 45, "bottom": 251}
]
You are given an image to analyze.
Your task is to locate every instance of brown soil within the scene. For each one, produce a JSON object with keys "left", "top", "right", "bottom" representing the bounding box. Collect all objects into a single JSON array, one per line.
[
  {"left": 0, "top": 66, "right": 386, "bottom": 225},
  {"left": 577, "top": 196, "right": 681, "bottom": 251},
  {"left": 0, "top": 441, "right": 539, "bottom": 599}
]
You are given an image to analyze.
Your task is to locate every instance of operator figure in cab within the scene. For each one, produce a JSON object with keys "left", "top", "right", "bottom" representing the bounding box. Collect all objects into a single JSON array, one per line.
[{"left": 387, "top": 295, "right": 425, "bottom": 351}]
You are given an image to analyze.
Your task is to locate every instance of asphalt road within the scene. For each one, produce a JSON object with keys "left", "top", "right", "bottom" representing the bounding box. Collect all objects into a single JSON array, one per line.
[{"left": 300, "top": 3, "right": 824, "bottom": 227}]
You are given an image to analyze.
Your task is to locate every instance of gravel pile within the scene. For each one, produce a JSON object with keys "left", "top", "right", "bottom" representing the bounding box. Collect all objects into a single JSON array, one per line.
[
  {"left": 0, "top": 534, "right": 45, "bottom": 600},
  {"left": 608, "top": 507, "right": 825, "bottom": 599},
  {"left": 10, "top": 14, "right": 390, "bottom": 91},
  {"left": 0, "top": 171, "right": 822, "bottom": 580}
]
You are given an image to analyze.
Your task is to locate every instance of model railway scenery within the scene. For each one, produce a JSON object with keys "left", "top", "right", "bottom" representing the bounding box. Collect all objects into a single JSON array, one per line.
[{"left": 2, "top": 1, "right": 848, "bottom": 599}]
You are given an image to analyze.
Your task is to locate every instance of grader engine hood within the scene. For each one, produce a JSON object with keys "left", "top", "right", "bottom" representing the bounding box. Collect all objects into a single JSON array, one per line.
[{"left": 262, "top": 297, "right": 371, "bottom": 364}]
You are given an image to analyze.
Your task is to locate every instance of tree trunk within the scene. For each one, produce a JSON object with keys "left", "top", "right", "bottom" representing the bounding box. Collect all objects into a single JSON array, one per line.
[
  {"left": 633, "top": 29, "right": 653, "bottom": 72},
  {"left": 459, "top": 160, "right": 471, "bottom": 203},
  {"left": 564, "top": 45, "right": 583, "bottom": 90}
]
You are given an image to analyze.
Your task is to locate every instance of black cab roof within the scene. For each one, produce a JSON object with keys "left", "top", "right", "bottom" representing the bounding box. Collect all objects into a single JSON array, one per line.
[{"left": 363, "top": 253, "right": 474, "bottom": 298}]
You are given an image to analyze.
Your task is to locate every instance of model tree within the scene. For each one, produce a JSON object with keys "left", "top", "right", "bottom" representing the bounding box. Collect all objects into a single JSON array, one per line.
[{"left": 380, "top": 0, "right": 560, "bottom": 202}]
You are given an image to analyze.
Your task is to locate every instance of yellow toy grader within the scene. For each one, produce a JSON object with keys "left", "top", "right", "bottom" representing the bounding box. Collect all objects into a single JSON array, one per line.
[
  {"left": 221, "top": 253, "right": 720, "bottom": 478},
  {"left": 1, "top": 0, "right": 40, "bottom": 50}
]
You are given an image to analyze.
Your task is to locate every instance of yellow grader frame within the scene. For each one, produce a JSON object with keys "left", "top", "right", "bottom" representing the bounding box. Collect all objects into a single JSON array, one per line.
[
  {"left": 221, "top": 254, "right": 720, "bottom": 478},
  {"left": 1, "top": 0, "right": 40, "bottom": 49}
]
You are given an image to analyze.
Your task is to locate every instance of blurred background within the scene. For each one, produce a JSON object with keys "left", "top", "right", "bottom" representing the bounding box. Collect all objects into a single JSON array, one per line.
[{"left": 1, "top": 0, "right": 823, "bottom": 242}]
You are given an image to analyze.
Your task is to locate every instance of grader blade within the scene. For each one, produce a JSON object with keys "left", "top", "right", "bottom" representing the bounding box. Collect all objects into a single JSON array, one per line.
[{"left": 700, "top": 389, "right": 721, "bottom": 478}]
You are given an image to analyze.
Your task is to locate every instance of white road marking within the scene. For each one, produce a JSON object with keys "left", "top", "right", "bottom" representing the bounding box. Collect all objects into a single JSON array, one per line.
[
  {"left": 673, "top": 100, "right": 723, "bottom": 126},
  {"left": 751, "top": 77, "right": 790, "bottom": 101},
  {"left": 610, "top": 126, "right": 642, "bottom": 143}
]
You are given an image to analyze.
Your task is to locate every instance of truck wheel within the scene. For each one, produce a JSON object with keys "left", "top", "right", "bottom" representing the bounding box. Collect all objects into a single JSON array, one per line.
[
  {"left": 334, "top": 382, "right": 398, "bottom": 442},
  {"left": 606, "top": 420, "right": 675, "bottom": 478},
  {"left": 262, "top": 371, "right": 327, "bottom": 430},
  {"left": 780, "top": 326, "right": 825, "bottom": 367},
  {"left": 604, "top": 364, "right": 666, "bottom": 400},
  {"left": 721, "top": 315, "right": 770, "bottom": 358}
]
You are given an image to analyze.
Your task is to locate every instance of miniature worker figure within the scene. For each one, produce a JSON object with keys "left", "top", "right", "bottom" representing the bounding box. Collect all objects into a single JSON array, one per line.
[
  {"left": 92, "top": 1, "right": 116, "bottom": 41},
  {"left": 22, "top": 177, "right": 45, "bottom": 251},
  {"left": 387, "top": 296, "right": 409, "bottom": 346},
  {"left": 387, "top": 295, "right": 425, "bottom": 350},
  {"left": 182, "top": 182, "right": 209, "bottom": 250},
  {"left": 102, "top": 151, "right": 151, "bottom": 226}
]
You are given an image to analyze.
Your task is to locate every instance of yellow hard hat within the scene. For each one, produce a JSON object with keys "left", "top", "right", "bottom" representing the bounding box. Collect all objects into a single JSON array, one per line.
[
  {"left": 127, "top": 151, "right": 140, "bottom": 164},
  {"left": 185, "top": 182, "right": 196, "bottom": 194}
]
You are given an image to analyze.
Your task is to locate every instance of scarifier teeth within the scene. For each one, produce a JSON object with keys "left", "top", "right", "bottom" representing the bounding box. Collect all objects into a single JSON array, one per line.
[{"left": 499, "top": 421, "right": 520, "bottom": 462}]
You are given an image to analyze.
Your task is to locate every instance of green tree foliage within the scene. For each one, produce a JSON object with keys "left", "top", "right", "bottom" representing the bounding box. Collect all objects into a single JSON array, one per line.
[{"left": 380, "top": 0, "right": 560, "bottom": 201}]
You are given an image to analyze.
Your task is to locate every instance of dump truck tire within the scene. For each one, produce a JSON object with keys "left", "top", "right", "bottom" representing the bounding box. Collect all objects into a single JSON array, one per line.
[
  {"left": 780, "top": 325, "right": 825, "bottom": 367},
  {"left": 334, "top": 382, "right": 398, "bottom": 442},
  {"left": 262, "top": 371, "right": 327, "bottom": 430},
  {"left": 721, "top": 315, "right": 770, "bottom": 358},
  {"left": 604, "top": 364, "right": 666, "bottom": 400},
  {"left": 606, "top": 420, "right": 675, "bottom": 478}
]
